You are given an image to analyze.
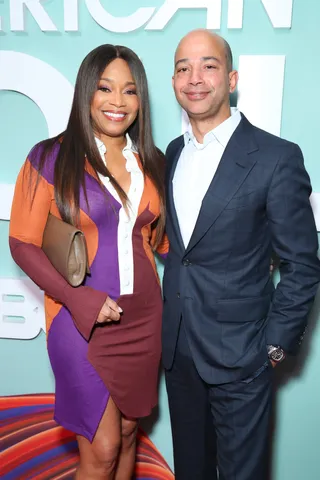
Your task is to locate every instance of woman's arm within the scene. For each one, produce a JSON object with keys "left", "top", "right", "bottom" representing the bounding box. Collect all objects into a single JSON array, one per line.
[
  {"left": 9, "top": 148, "right": 108, "bottom": 340},
  {"left": 150, "top": 224, "right": 169, "bottom": 261}
]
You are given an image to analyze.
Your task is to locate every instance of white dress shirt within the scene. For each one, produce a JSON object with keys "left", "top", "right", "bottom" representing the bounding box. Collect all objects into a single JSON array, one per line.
[
  {"left": 173, "top": 108, "right": 242, "bottom": 248},
  {"left": 96, "top": 134, "right": 144, "bottom": 295}
]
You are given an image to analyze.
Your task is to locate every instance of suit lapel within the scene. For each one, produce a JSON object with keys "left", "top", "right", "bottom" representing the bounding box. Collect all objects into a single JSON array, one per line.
[
  {"left": 166, "top": 138, "right": 185, "bottom": 252},
  {"left": 185, "top": 115, "right": 259, "bottom": 255}
]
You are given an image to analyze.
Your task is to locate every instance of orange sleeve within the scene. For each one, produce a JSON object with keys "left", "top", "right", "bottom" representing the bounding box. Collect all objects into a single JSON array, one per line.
[
  {"left": 156, "top": 233, "right": 169, "bottom": 257},
  {"left": 9, "top": 158, "right": 51, "bottom": 246},
  {"left": 150, "top": 225, "right": 169, "bottom": 259}
]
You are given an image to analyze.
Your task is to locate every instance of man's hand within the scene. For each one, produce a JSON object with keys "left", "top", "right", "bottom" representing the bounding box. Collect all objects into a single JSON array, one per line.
[{"left": 96, "top": 296, "right": 123, "bottom": 324}]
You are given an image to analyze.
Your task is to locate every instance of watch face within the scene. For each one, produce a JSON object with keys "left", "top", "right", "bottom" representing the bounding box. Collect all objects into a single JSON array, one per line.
[{"left": 271, "top": 348, "right": 284, "bottom": 362}]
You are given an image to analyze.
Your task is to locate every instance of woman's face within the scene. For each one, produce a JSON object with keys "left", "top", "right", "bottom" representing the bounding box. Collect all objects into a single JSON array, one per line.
[{"left": 91, "top": 58, "right": 139, "bottom": 140}]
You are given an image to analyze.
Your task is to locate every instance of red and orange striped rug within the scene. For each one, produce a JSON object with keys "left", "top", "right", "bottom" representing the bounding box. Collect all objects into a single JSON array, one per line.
[{"left": 0, "top": 394, "right": 174, "bottom": 479}]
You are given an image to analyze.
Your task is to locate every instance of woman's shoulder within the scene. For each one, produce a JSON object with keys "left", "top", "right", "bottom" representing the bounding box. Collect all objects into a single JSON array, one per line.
[
  {"left": 26, "top": 137, "right": 62, "bottom": 184},
  {"left": 27, "top": 137, "right": 61, "bottom": 168}
]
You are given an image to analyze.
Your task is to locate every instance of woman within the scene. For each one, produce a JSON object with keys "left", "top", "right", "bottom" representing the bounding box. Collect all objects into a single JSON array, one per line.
[{"left": 9, "top": 44, "right": 168, "bottom": 480}]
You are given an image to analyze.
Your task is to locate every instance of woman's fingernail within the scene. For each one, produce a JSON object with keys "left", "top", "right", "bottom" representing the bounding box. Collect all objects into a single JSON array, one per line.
[{"left": 118, "top": 307, "right": 123, "bottom": 313}]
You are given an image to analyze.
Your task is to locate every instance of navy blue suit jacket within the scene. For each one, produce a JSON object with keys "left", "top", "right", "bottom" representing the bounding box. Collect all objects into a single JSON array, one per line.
[{"left": 162, "top": 114, "right": 320, "bottom": 384}]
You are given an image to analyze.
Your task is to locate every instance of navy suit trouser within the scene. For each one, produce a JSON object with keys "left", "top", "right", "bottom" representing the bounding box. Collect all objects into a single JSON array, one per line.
[{"left": 165, "top": 319, "right": 273, "bottom": 480}]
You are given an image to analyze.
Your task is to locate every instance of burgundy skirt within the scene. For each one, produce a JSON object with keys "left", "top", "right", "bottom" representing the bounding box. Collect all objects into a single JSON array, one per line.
[{"left": 87, "top": 289, "right": 163, "bottom": 418}]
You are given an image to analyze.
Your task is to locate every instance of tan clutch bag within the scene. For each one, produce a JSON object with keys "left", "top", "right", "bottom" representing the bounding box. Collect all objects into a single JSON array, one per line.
[{"left": 42, "top": 213, "right": 90, "bottom": 287}]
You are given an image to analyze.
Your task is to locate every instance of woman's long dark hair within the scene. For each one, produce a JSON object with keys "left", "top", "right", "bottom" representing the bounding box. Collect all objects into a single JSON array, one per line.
[{"left": 35, "top": 44, "right": 165, "bottom": 249}]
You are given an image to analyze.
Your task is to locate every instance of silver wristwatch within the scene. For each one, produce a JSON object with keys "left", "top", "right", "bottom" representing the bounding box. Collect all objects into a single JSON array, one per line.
[{"left": 267, "top": 345, "right": 285, "bottom": 363}]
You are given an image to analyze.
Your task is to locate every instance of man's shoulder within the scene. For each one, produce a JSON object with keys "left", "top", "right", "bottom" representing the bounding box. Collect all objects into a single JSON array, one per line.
[
  {"left": 165, "top": 135, "right": 184, "bottom": 160},
  {"left": 248, "top": 120, "right": 300, "bottom": 154}
]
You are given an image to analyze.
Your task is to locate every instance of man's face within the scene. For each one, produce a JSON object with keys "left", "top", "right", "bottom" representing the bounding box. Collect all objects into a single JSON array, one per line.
[{"left": 172, "top": 33, "right": 237, "bottom": 122}]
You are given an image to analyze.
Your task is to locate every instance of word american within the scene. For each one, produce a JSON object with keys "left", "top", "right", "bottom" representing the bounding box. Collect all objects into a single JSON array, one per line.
[{"left": 2, "top": 0, "right": 293, "bottom": 32}]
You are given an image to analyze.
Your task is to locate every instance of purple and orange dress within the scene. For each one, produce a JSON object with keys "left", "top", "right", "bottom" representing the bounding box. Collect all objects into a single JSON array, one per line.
[{"left": 9, "top": 134, "right": 168, "bottom": 442}]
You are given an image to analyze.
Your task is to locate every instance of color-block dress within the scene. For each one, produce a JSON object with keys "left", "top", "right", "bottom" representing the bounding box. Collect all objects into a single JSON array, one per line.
[{"left": 9, "top": 135, "right": 168, "bottom": 442}]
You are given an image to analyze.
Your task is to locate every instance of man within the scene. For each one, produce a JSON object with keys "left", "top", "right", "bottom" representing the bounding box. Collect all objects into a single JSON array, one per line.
[{"left": 162, "top": 29, "right": 320, "bottom": 480}]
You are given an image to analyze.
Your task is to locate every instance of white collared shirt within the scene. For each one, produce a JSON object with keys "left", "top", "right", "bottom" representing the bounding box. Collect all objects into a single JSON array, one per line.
[
  {"left": 95, "top": 134, "right": 144, "bottom": 295},
  {"left": 173, "top": 107, "right": 242, "bottom": 248}
]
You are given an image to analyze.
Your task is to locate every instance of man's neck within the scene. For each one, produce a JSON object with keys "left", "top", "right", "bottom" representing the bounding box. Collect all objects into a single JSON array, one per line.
[{"left": 189, "top": 106, "right": 232, "bottom": 144}]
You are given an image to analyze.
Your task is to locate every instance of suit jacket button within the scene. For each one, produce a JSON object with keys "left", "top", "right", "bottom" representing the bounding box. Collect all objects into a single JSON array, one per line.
[
  {"left": 177, "top": 292, "right": 180, "bottom": 298},
  {"left": 182, "top": 259, "right": 191, "bottom": 266}
]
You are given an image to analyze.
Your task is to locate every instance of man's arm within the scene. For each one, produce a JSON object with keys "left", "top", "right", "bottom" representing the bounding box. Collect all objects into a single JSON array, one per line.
[{"left": 266, "top": 143, "right": 320, "bottom": 355}]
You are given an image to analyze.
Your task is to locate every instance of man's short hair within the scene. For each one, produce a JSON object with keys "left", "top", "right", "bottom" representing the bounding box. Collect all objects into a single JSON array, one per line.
[{"left": 223, "top": 38, "right": 233, "bottom": 72}]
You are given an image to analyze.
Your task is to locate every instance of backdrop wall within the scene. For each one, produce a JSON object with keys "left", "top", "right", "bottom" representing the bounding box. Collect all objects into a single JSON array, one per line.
[{"left": 1, "top": 1, "right": 320, "bottom": 478}]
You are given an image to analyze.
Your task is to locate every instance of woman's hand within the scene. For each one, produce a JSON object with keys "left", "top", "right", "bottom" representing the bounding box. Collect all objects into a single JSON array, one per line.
[{"left": 96, "top": 297, "right": 123, "bottom": 324}]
